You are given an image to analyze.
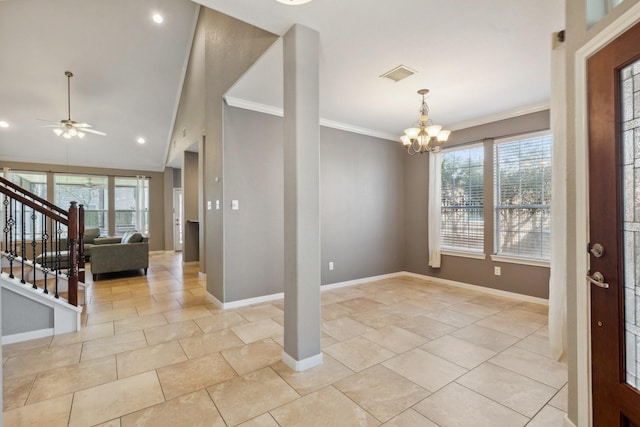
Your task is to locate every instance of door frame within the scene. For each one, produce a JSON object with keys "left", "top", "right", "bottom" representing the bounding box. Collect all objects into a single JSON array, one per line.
[
  {"left": 173, "top": 187, "right": 183, "bottom": 252},
  {"left": 576, "top": 3, "right": 640, "bottom": 426}
]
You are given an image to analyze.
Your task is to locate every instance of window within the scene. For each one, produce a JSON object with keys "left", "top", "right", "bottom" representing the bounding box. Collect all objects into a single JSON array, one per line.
[
  {"left": 494, "top": 132, "right": 552, "bottom": 260},
  {"left": 54, "top": 174, "right": 108, "bottom": 236},
  {"left": 115, "top": 176, "right": 149, "bottom": 236},
  {"left": 440, "top": 145, "right": 484, "bottom": 252},
  {"left": 7, "top": 171, "right": 47, "bottom": 239}
]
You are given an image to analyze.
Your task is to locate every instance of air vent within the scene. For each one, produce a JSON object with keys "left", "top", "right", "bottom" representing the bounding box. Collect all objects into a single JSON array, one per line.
[{"left": 380, "top": 65, "right": 416, "bottom": 82}]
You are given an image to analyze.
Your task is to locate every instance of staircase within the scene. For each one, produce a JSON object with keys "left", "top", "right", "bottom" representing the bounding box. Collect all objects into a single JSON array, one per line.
[{"left": 0, "top": 176, "right": 86, "bottom": 344}]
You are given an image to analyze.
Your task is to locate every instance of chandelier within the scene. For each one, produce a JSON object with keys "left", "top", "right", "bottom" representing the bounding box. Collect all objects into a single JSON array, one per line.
[{"left": 400, "top": 89, "right": 450, "bottom": 155}]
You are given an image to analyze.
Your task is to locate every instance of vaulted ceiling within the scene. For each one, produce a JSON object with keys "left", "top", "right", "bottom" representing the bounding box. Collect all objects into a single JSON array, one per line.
[{"left": 0, "top": 0, "right": 563, "bottom": 172}]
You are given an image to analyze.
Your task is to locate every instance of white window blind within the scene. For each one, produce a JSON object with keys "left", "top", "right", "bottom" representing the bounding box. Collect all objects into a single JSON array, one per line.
[
  {"left": 494, "top": 132, "right": 552, "bottom": 259},
  {"left": 440, "top": 145, "right": 484, "bottom": 252}
]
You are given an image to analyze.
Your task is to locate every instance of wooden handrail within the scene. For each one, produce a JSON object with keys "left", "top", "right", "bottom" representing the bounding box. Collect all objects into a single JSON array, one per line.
[{"left": 0, "top": 176, "right": 67, "bottom": 216}]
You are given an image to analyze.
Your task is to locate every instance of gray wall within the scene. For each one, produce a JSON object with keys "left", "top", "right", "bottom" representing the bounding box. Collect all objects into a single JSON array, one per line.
[
  {"left": 222, "top": 106, "right": 406, "bottom": 301},
  {"left": 404, "top": 110, "right": 552, "bottom": 299},
  {"left": 1, "top": 288, "right": 53, "bottom": 335},
  {"left": 183, "top": 151, "right": 199, "bottom": 262},
  {"left": 321, "top": 127, "right": 405, "bottom": 284}
]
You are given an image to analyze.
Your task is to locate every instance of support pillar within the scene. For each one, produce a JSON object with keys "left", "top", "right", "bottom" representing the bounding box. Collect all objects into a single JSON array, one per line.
[{"left": 282, "top": 24, "right": 322, "bottom": 371}]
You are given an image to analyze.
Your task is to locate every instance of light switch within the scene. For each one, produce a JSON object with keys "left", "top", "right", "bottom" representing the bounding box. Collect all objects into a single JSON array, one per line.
[
  {"left": 231, "top": 200, "right": 239, "bottom": 210},
  {"left": 215, "top": 200, "right": 220, "bottom": 210},
  {"left": 207, "top": 200, "right": 212, "bottom": 210}
]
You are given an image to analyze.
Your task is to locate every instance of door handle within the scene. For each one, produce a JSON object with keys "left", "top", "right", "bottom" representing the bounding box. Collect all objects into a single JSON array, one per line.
[{"left": 587, "top": 271, "right": 609, "bottom": 289}]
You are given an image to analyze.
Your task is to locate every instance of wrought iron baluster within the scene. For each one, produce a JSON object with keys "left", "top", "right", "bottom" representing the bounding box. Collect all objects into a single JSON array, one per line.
[
  {"left": 3, "top": 195, "right": 8, "bottom": 253},
  {"left": 20, "top": 201, "right": 25, "bottom": 284},
  {"left": 54, "top": 220, "right": 60, "bottom": 299},
  {"left": 7, "top": 198, "right": 15, "bottom": 278},
  {"left": 41, "top": 214, "right": 49, "bottom": 294}
]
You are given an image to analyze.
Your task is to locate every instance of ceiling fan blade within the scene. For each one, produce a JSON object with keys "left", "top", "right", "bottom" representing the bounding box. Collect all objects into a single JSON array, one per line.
[
  {"left": 73, "top": 123, "right": 92, "bottom": 128},
  {"left": 82, "top": 128, "right": 107, "bottom": 136},
  {"left": 40, "top": 124, "right": 63, "bottom": 128},
  {"left": 36, "top": 118, "right": 60, "bottom": 124}
]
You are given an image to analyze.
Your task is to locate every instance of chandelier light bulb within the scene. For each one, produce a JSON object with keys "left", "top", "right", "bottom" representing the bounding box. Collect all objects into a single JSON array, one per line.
[{"left": 426, "top": 125, "right": 442, "bottom": 138}]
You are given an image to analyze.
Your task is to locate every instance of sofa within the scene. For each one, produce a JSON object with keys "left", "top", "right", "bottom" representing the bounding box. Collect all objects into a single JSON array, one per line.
[
  {"left": 90, "top": 230, "right": 149, "bottom": 280},
  {"left": 34, "top": 227, "right": 101, "bottom": 269}
]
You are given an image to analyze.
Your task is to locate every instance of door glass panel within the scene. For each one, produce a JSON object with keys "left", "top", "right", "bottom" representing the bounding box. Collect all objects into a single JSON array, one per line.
[{"left": 621, "top": 59, "right": 640, "bottom": 390}]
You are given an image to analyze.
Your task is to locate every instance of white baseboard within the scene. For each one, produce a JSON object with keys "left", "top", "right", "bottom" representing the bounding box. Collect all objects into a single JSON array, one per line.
[
  {"left": 198, "top": 272, "right": 206, "bottom": 279},
  {"left": 281, "top": 351, "right": 323, "bottom": 372},
  {"left": 2, "top": 328, "right": 54, "bottom": 345},
  {"left": 206, "top": 290, "right": 284, "bottom": 309},
  {"left": 321, "top": 272, "right": 403, "bottom": 291},
  {"left": 400, "top": 271, "right": 549, "bottom": 306}
]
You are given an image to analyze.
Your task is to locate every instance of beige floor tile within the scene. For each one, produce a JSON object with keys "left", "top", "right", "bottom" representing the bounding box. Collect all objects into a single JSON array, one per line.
[
  {"left": 490, "top": 347, "right": 568, "bottom": 388},
  {"left": 324, "top": 337, "right": 395, "bottom": 372},
  {"left": 272, "top": 354, "right": 354, "bottom": 395},
  {"left": 270, "top": 385, "right": 379, "bottom": 427},
  {"left": 117, "top": 341, "right": 187, "bottom": 378},
  {"left": 81, "top": 331, "right": 147, "bottom": 361},
  {"left": 136, "top": 299, "right": 183, "bottom": 316},
  {"left": 69, "top": 371, "right": 165, "bottom": 427},
  {"left": 194, "top": 311, "right": 247, "bottom": 333},
  {"left": 396, "top": 315, "right": 457, "bottom": 339},
  {"left": 94, "top": 419, "right": 121, "bottom": 427},
  {"left": 2, "top": 336, "right": 52, "bottom": 358},
  {"left": 121, "top": 389, "right": 225, "bottom": 427},
  {"left": 112, "top": 295, "right": 156, "bottom": 309},
  {"left": 476, "top": 314, "right": 543, "bottom": 339},
  {"left": 457, "top": 362, "right": 557, "bottom": 417},
  {"left": 405, "top": 297, "right": 453, "bottom": 312},
  {"left": 177, "top": 329, "right": 241, "bottom": 360},
  {"left": 237, "top": 304, "right": 283, "bottom": 322},
  {"left": 363, "top": 325, "right": 428, "bottom": 353},
  {"left": 163, "top": 305, "right": 213, "bottom": 323},
  {"left": 448, "top": 301, "right": 501, "bottom": 318},
  {"left": 114, "top": 313, "right": 167, "bottom": 334},
  {"left": 157, "top": 352, "right": 237, "bottom": 400},
  {"left": 550, "top": 383, "right": 568, "bottom": 412},
  {"left": 335, "top": 365, "right": 429, "bottom": 422},
  {"left": 338, "top": 296, "right": 385, "bottom": 313},
  {"left": 383, "top": 348, "right": 467, "bottom": 392},
  {"left": 237, "top": 413, "right": 280, "bottom": 427},
  {"left": 3, "top": 394, "right": 73, "bottom": 427},
  {"left": 381, "top": 409, "right": 438, "bottom": 426},
  {"left": 468, "top": 294, "right": 521, "bottom": 310},
  {"left": 367, "top": 290, "right": 408, "bottom": 306},
  {"left": 83, "top": 302, "right": 114, "bottom": 314},
  {"left": 500, "top": 306, "right": 549, "bottom": 324},
  {"left": 514, "top": 301, "right": 549, "bottom": 315},
  {"left": 349, "top": 310, "right": 406, "bottom": 329},
  {"left": 50, "top": 322, "right": 114, "bottom": 346},
  {"left": 208, "top": 367, "right": 299, "bottom": 426},
  {"left": 451, "top": 324, "right": 520, "bottom": 352},
  {"left": 320, "top": 303, "right": 355, "bottom": 320},
  {"left": 528, "top": 405, "right": 566, "bottom": 426},
  {"left": 144, "top": 319, "right": 203, "bottom": 346},
  {"left": 221, "top": 338, "right": 282, "bottom": 375},
  {"left": 3, "top": 343, "right": 82, "bottom": 378},
  {"left": 327, "top": 287, "right": 368, "bottom": 301},
  {"left": 154, "top": 290, "right": 193, "bottom": 302},
  {"left": 28, "top": 356, "right": 117, "bottom": 404},
  {"left": 87, "top": 307, "right": 138, "bottom": 325},
  {"left": 322, "top": 317, "right": 372, "bottom": 341},
  {"left": 414, "top": 382, "right": 528, "bottom": 427},
  {"left": 423, "top": 308, "right": 480, "bottom": 328},
  {"left": 3, "top": 374, "right": 35, "bottom": 410},
  {"left": 515, "top": 329, "right": 554, "bottom": 358},
  {"left": 231, "top": 318, "right": 283, "bottom": 344},
  {"left": 421, "top": 335, "right": 496, "bottom": 369}
]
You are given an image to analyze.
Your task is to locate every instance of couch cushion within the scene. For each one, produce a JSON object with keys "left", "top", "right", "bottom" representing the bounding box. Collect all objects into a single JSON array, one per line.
[
  {"left": 127, "top": 232, "right": 144, "bottom": 243},
  {"left": 121, "top": 231, "right": 133, "bottom": 243},
  {"left": 84, "top": 227, "right": 100, "bottom": 244}
]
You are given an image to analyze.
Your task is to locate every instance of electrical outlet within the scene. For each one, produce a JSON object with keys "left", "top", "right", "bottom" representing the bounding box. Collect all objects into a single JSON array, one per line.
[
  {"left": 328, "top": 262, "right": 334, "bottom": 271},
  {"left": 494, "top": 266, "right": 501, "bottom": 276}
]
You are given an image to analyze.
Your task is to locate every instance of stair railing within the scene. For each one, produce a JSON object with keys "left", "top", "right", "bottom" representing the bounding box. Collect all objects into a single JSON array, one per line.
[{"left": 0, "top": 176, "right": 84, "bottom": 306}]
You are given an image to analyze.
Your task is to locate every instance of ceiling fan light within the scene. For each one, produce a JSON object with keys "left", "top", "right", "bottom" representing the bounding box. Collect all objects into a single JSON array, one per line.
[
  {"left": 77, "top": 131, "right": 85, "bottom": 138},
  {"left": 63, "top": 132, "right": 72, "bottom": 139},
  {"left": 69, "top": 128, "right": 78, "bottom": 136},
  {"left": 53, "top": 128, "right": 63, "bottom": 136}
]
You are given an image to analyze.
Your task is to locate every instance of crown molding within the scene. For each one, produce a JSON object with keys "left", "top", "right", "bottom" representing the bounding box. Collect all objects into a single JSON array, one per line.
[{"left": 447, "top": 102, "right": 550, "bottom": 131}]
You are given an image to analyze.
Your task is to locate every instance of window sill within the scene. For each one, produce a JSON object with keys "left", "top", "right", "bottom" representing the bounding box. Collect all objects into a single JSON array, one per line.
[
  {"left": 490, "top": 254, "right": 550, "bottom": 268},
  {"left": 441, "top": 249, "right": 486, "bottom": 260}
]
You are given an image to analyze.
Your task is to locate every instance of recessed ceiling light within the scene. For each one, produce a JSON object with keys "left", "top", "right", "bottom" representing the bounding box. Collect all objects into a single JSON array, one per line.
[
  {"left": 0, "top": 121, "right": 8, "bottom": 128},
  {"left": 152, "top": 14, "right": 163, "bottom": 24},
  {"left": 137, "top": 137, "right": 146, "bottom": 144},
  {"left": 275, "top": 0, "right": 313, "bottom": 5}
]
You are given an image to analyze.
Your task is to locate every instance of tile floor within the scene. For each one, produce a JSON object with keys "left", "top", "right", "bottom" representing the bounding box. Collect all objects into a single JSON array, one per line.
[{"left": 2, "top": 252, "right": 567, "bottom": 426}]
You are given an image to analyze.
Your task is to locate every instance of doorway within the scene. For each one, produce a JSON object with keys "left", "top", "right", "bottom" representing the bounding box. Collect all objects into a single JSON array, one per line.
[
  {"left": 173, "top": 188, "right": 183, "bottom": 252},
  {"left": 588, "top": 20, "right": 640, "bottom": 426}
]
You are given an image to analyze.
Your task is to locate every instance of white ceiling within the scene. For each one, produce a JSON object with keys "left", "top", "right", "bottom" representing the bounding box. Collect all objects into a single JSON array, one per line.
[{"left": 0, "top": 0, "right": 564, "bottom": 172}]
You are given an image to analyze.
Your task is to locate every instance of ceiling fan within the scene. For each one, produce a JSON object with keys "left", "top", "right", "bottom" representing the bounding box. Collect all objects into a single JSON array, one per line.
[{"left": 40, "top": 71, "right": 106, "bottom": 139}]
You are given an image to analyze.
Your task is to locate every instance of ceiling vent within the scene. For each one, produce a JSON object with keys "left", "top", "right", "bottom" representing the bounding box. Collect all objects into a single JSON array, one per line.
[{"left": 380, "top": 65, "right": 416, "bottom": 82}]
